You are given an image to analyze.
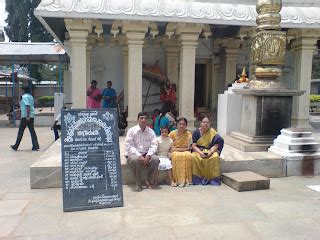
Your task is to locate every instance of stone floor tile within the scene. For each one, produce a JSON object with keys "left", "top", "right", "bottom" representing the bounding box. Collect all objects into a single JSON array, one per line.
[
  {"left": 57, "top": 210, "right": 122, "bottom": 235},
  {"left": 249, "top": 218, "right": 320, "bottom": 240},
  {"left": 0, "top": 199, "right": 30, "bottom": 216},
  {"left": 14, "top": 214, "right": 62, "bottom": 236},
  {"left": 173, "top": 222, "right": 260, "bottom": 240},
  {"left": 198, "top": 203, "right": 266, "bottom": 224},
  {"left": 113, "top": 227, "right": 176, "bottom": 240},
  {"left": 15, "top": 235, "right": 57, "bottom": 240},
  {"left": 23, "top": 196, "right": 62, "bottom": 215},
  {"left": 2, "top": 192, "right": 34, "bottom": 200},
  {"left": 256, "top": 200, "right": 320, "bottom": 219},
  {"left": 123, "top": 207, "right": 203, "bottom": 228},
  {"left": 0, "top": 215, "right": 22, "bottom": 238}
]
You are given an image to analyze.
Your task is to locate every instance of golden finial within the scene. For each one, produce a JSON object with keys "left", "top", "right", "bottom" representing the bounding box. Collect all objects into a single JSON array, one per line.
[{"left": 236, "top": 67, "right": 250, "bottom": 83}]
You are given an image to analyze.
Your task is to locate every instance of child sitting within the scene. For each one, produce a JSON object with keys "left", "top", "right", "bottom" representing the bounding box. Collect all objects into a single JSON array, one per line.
[{"left": 156, "top": 126, "right": 176, "bottom": 187}]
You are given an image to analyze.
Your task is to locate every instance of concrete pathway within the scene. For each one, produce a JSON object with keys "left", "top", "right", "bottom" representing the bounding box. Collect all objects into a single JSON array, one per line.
[{"left": 1, "top": 121, "right": 320, "bottom": 239}]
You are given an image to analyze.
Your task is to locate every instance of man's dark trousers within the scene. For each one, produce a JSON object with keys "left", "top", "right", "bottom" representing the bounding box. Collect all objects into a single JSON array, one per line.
[{"left": 12, "top": 118, "right": 39, "bottom": 150}]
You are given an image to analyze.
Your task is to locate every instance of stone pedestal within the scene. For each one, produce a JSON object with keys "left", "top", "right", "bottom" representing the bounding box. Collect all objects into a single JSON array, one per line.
[
  {"left": 229, "top": 89, "right": 303, "bottom": 152},
  {"left": 217, "top": 83, "right": 247, "bottom": 136},
  {"left": 269, "top": 128, "right": 320, "bottom": 156},
  {"left": 269, "top": 128, "right": 320, "bottom": 176}
]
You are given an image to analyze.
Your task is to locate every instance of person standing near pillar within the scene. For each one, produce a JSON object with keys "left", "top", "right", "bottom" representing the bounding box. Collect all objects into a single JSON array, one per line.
[
  {"left": 10, "top": 86, "right": 39, "bottom": 151},
  {"left": 86, "top": 80, "right": 102, "bottom": 109},
  {"left": 102, "top": 81, "right": 117, "bottom": 108},
  {"left": 125, "top": 112, "right": 159, "bottom": 192}
]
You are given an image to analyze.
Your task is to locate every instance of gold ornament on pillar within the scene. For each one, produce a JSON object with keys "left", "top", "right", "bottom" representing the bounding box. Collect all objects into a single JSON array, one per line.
[{"left": 250, "top": 0, "right": 287, "bottom": 89}]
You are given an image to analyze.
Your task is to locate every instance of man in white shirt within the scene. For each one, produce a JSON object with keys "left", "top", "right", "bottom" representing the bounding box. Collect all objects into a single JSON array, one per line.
[{"left": 125, "top": 112, "right": 159, "bottom": 192}]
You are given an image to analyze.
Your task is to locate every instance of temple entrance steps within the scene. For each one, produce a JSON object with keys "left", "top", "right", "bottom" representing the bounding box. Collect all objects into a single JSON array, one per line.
[{"left": 29, "top": 136, "right": 320, "bottom": 189}]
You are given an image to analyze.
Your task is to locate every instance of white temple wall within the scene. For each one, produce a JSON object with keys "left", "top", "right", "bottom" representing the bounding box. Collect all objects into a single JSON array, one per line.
[
  {"left": 91, "top": 42, "right": 124, "bottom": 94},
  {"left": 196, "top": 38, "right": 213, "bottom": 59}
]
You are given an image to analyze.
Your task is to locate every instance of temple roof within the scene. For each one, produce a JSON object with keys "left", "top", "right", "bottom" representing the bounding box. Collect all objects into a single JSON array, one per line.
[{"left": 35, "top": 0, "right": 320, "bottom": 45}]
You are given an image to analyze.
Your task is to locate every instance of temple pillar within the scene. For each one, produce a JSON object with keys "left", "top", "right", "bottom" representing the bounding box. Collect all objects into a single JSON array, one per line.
[
  {"left": 86, "top": 33, "right": 96, "bottom": 87},
  {"left": 211, "top": 63, "right": 222, "bottom": 111},
  {"left": 63, "top": 69, "right": 72, "bottom": 105},
  {"left": 162, "top": 36, "right": 180, "bottom": 110},
  {"left": 177, "top": 23, "right": 203, "bottom": 128},
  {"left": 165, "top": 39, "right": 180, "bottom": 85},
  {"left": 122, "top": 46, "right": 129, "bottom": 109},
  {"left": 222, "top": 38, "right": 241, "bottom": 89},
  {"left": 65, "top": 19, "right": 92, "bottom": 108},
  {"left": 123, "top": 21, "right": 149, "bottom": 128},
  {"left": 289, "top": 29, "right": 320, "bottom": 129}
]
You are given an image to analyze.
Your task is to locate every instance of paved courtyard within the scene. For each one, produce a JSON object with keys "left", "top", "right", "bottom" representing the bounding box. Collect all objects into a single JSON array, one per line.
[{"left": 1, "top": 119, "right": 320, "bottom": 239}]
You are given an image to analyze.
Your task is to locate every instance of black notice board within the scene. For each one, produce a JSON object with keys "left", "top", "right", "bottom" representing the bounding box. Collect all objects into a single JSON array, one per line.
[{"left": 61, "top": 109, "right": 123, "bottom": 212}]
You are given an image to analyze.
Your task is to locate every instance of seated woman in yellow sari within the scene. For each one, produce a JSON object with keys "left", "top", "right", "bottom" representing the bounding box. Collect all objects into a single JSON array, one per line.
[
  {"left": 192, "top": 117, "right": 224, "bottom": 186},
  {"left": 169, "top": 117, "right": 193, "bottom": 187}
]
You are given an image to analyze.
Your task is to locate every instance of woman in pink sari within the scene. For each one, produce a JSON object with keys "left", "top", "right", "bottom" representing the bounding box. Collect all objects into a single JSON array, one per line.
[{"left": 86, "top": 80, "right": 102, "bottom": 109}]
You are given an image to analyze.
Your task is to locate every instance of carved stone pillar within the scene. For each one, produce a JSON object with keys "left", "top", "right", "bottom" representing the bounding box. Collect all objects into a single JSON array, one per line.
[
  {"left": 65, "top": 19, "right": 92, "bottom": 108},
  {"left": 123, "top": 21, "right": 149, "bottom": 128},
  {"left": 177, "top": 23, "right": 203, "bottom": 128},
  {"left": 289, "top": 29, "right": 320, "bottom": 129}
]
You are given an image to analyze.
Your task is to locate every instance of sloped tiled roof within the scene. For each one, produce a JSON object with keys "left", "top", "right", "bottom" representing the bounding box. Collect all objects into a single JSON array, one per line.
[{"left": 0, "top": 42, "right": 65, "bottom": 56}]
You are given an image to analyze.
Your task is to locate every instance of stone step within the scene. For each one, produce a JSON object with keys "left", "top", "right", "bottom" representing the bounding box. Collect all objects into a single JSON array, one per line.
[
  {"left": 224, "top": 135, "right": 272, "bottom": 152},
  {"left": 281, "top": 128, "right": 312, "bottom": 138},
  {"left": 276, "top": 135, "right": 317, "bottom": 144},
  {"left": 222, "top": 171, "right": 270, "bottom": 192},
  {"left": 273, "top": 141, "right": 319, "bottom": 152}
]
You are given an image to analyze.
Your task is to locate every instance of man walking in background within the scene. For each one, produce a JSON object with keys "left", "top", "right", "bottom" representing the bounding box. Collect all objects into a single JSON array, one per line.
[{"left": 10, "top": 86, "right": 39, "bottom": 151}]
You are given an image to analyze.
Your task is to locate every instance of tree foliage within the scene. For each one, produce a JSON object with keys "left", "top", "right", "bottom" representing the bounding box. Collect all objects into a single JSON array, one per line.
[
  {"left": 4, "top": 0, "right": 54, "bottom": 82},
  {"left": 312, "top": 58, "right": 320, "bottom": 79},
  {"left": 4, "top": 0, "right": 53, "bottom": 42}
]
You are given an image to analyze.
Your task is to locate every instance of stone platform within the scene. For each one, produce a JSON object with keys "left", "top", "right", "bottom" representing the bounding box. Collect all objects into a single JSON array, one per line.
[{"left": 30, "top": 137, "right": 320, "bottom": 189}]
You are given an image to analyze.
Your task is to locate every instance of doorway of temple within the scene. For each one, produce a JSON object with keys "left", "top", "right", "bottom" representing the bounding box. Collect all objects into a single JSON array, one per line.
[{"left": 194, "top": 64, "right": 207, "bottom": 109}]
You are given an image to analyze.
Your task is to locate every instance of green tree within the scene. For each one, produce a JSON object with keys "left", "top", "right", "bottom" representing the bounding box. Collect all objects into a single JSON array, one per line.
[
  {"left": 312, "top": 58, "right": 320, "bottom": 79},
  {"left": 4, "top": 0, "right": 53, "bottom": 42},
  {"left": 4, "top": 0, "right": 54, "bottom": 82}
]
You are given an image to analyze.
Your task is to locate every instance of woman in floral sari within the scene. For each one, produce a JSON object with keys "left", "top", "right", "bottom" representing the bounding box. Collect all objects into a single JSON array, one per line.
[
  {"left": 192, "top": 117, "right": 224, "bottom": 186},
  {"left": 169, "top": 117, "right": 193, "bottom": 187}
]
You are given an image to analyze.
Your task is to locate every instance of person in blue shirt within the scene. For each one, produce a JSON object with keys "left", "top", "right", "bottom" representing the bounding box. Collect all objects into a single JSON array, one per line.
[
  {"left": 102, "top": 81, "right": 117, "bottom": 108},
  {"left": 10, "top": 86, "right": 39, "bottom": 151}
]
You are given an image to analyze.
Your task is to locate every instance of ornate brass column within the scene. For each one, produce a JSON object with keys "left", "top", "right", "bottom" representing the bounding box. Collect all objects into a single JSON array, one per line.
[{"left": 249, "top": 0, "right": 287, "bottom": 89}]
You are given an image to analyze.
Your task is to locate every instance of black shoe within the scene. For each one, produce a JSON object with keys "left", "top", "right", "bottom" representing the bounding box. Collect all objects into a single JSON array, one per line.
[
  {"left": 32, "top": 147, "right": 39, "bottom": 151},
  {"left": 10, "top": 145, "right": 18, "bottom": 151}
]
